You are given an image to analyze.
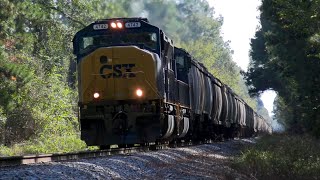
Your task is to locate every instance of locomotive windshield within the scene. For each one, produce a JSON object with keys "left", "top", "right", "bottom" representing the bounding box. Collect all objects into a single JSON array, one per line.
[{"left": 78, "top": 31, "right": 158, "bottom": 55}]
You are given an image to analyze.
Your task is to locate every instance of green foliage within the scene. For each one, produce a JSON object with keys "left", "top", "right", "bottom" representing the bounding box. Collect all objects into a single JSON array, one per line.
[
  {"left": 0, "top": 46, "right": 34, "bottom": 113},
  {"left": 22, "top": 70, "right": 79, "bottom": 136},
  {"left": 0, "top": 145, "right": 21, "bottom": 157},
  {"left": 0, "top": 52, "right": 33, "bottom": 84},
  {"left": 23, "top": 135, "right": 86, "bottom": 154},
  {"left": 0, "top": 69, "right": 79, "bottom": 145},
  {"left": 0, "top": 68, "right": 85, "bottom": 155},
  {"left": 234, "top": 134, "right": 320, "bottom": 179},
  {"left": 0, "top": 135, "right": 86, "bottom": 156},
  {"left": 245, "top": 0, "right": 320, "bottom": 135},
  {"left": 0, "top": 107, "right": 5, "bottom": 145}
]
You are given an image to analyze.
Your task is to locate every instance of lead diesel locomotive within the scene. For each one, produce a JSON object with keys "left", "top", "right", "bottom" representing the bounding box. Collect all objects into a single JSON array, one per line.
[{"left": 73, "top": 18, "right": 271, "bottom": 148}]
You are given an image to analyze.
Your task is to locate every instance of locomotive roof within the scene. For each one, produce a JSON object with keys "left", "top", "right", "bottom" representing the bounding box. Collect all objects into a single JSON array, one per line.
[
  {"left": 95, "top": 17, "right": 149, "bottom": 23},
  {"left": 73, "top": 17, "right": 160, "bottom": 43},
  {"left": 73, "top": 17, "right": 163, "bottom": 57}
]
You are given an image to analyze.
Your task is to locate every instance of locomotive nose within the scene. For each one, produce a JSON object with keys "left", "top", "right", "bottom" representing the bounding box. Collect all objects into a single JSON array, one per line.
[
  {"left": 79, "top": 46, "right": 159, "bottom": 103},
  {"left": 78, "top": 45, "right": 163, "bottom": 146}
]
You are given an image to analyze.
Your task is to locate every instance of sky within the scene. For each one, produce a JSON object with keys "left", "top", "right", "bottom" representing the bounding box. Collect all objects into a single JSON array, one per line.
[{"left": 207, "top": 0, "right": 277, "bottom": 116}]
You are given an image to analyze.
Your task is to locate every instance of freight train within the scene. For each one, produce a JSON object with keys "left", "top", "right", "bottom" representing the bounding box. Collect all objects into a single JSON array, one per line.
[{"left": 72, "top": 17, "right": 272, "bottom": 148}]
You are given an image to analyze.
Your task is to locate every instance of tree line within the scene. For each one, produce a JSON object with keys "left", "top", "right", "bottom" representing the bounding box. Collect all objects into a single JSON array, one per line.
[{"left": 245, "top": 0, "right": 320, "bottom": 136}]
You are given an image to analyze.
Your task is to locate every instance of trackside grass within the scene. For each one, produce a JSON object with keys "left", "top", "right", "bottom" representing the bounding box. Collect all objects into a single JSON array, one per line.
[
  {"left": 0, "top": 135, "right": 86, "bottom": 156},
  {"left": 233, "top": 134, "right": 320, "bottom": 180}
]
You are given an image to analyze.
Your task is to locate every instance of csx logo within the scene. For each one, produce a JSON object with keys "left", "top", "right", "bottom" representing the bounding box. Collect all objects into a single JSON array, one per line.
[{"left": 100, "top": 64, "right": 136, "bottom": 79}]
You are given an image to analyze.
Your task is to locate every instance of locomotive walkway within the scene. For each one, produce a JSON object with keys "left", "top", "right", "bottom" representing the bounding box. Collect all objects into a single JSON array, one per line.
[{"left": 0, "top": 138, "right": 256, "bottom": 179}]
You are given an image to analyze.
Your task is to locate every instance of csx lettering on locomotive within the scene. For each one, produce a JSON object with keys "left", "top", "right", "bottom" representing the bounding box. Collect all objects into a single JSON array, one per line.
[{"left": 99, "top": 64, "right": 136, "bottom": 78}]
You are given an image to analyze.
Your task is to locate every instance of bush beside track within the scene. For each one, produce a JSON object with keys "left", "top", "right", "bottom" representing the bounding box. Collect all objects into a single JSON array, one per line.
[
  {"left": 0, "top": 135, "right": 86, "bottom": 157},
  {"left": 233, "top": 134, "right": 320, "bottom": 180}
]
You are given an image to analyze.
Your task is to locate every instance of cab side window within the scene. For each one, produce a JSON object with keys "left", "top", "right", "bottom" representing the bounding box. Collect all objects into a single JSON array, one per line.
[{"left": 175, "top": 54, "right": 189, "bottom": 83}]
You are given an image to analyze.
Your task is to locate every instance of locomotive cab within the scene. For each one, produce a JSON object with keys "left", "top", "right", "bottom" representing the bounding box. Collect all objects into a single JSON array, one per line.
[{"left": 73, "top": 18, "right": 161, "bottom": 57}]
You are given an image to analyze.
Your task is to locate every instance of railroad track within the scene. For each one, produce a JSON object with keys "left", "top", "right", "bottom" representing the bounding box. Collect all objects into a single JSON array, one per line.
[
  {"left": 0, "top": 140, "right": 213, "bottom": 167},
  {"left": 0, "top": 140, "right": 220, "bottom": 167},
  {"left": 0, "top": 143, "right": 181, "bottom": 167},
  {"left": 0, "top": 146, "right": 151, "bottom": 167}
]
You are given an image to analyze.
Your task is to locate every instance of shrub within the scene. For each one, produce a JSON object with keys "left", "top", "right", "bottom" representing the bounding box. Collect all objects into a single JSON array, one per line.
[
  {"left": 0, "top": 135, "right": 86, "bottom": 156},
  {"left": 23, "top": 135, "right": 86, "bottom": 154},
  {"left": 233, "top": 134, "right": 320, "bottom": 180},
  {"left": 0, "top": 70, "right": 87, "bottom": 156}
]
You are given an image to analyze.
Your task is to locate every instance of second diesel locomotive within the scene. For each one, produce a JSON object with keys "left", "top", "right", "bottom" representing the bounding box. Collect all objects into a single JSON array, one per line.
[{"left": 72, "top": 18, "right": 271, "bottom": 148}]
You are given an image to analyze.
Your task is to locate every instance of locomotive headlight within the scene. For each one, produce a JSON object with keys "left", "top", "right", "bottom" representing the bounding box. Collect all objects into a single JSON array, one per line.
[
  {"left": 110, "top": 22, "right": 117, "bottom": 28},
  {"left": 116, "top": 22, "right": 123, "bottom": 28},
  {"left": 136, "top": 89, "right": 143, "bottom": 97},
  {"left": 93, "top": 92, "right": 100, "bottom": 99}
]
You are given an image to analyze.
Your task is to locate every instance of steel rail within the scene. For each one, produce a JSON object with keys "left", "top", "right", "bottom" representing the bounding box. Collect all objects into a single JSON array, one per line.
[
  {"left": 0, "top": 140, "right": 211, "bottom": 167},
  {"left": 0, "top": 146, "right": 155, "bottom": 167}
]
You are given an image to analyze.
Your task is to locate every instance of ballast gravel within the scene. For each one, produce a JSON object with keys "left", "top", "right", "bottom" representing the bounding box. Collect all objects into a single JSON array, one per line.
[{"left": 0, "top": 139, "right": 256, "bottom": 179}]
